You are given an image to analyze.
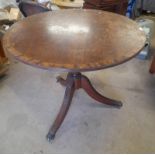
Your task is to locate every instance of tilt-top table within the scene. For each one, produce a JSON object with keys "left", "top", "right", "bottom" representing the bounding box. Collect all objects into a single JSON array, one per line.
[{"left": 2, "top": 9, "right": 146, "bottom": 142}]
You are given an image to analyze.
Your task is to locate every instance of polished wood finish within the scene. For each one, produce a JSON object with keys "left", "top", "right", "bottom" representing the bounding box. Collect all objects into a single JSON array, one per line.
[
  {"left": 2, "top": 10, "right": 146, "bottom": 141},
  {"left": 83, "top": 0, "right": 128, "bottom": 15},
  {"left": 3, "top": 10, "right": 146, "bottom": 72},
  {"left": 47, "top": 72, "right": 122, "bottom": 141},
  {"left": 150, "top": 56, "right": 155, "bottom": 74}
]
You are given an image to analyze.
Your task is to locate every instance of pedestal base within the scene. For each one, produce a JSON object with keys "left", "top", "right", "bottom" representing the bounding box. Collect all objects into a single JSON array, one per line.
[{"left": 47, "top": 72, "right": 122, "bottom": 142}]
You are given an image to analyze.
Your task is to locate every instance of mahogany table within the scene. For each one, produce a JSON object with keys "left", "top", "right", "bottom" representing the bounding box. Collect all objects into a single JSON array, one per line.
[{"left": 2, "top": 9, "right": 146, "bottom": 142}]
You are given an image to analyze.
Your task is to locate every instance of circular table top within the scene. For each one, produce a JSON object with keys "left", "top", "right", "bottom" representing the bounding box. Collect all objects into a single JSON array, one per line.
[
  {"left": 52, "top": 0, "right": 84, "bottom": 8},
  {"left": 3, "top": 9, "right": 146, "bottom": 72}
]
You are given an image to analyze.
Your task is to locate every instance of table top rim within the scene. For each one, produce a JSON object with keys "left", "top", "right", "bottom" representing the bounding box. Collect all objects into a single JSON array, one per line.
[
  {"left": 2, "top": 42, "right": 145, "bottom": 72},
  {"left": 2, "top": 9, "right": 146, "bottom": 72}
]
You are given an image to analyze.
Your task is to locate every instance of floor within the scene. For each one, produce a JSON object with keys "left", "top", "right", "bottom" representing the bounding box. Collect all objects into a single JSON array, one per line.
[{"left": 1, "top": 1, "right": 155, "bottom": 154}]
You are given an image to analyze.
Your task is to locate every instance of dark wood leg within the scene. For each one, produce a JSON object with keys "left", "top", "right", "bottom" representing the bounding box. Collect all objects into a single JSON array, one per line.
[
  {"left": 47, "top": 72, "right": 122, "bottom": 142},
  {"left": 150, "top": 56, "right": 155, "bottom": 74},
  {"left": 47, "top": 73, "right": 75, "bottom": 142},
  {"left": 81, "top": 75, "right": 122, "bottom": 108}
]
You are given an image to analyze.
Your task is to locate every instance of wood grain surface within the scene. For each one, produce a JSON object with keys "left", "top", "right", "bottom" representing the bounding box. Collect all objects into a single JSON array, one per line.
[{"left": 2, "top": 9, "right": 146, "bottom": 72}]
